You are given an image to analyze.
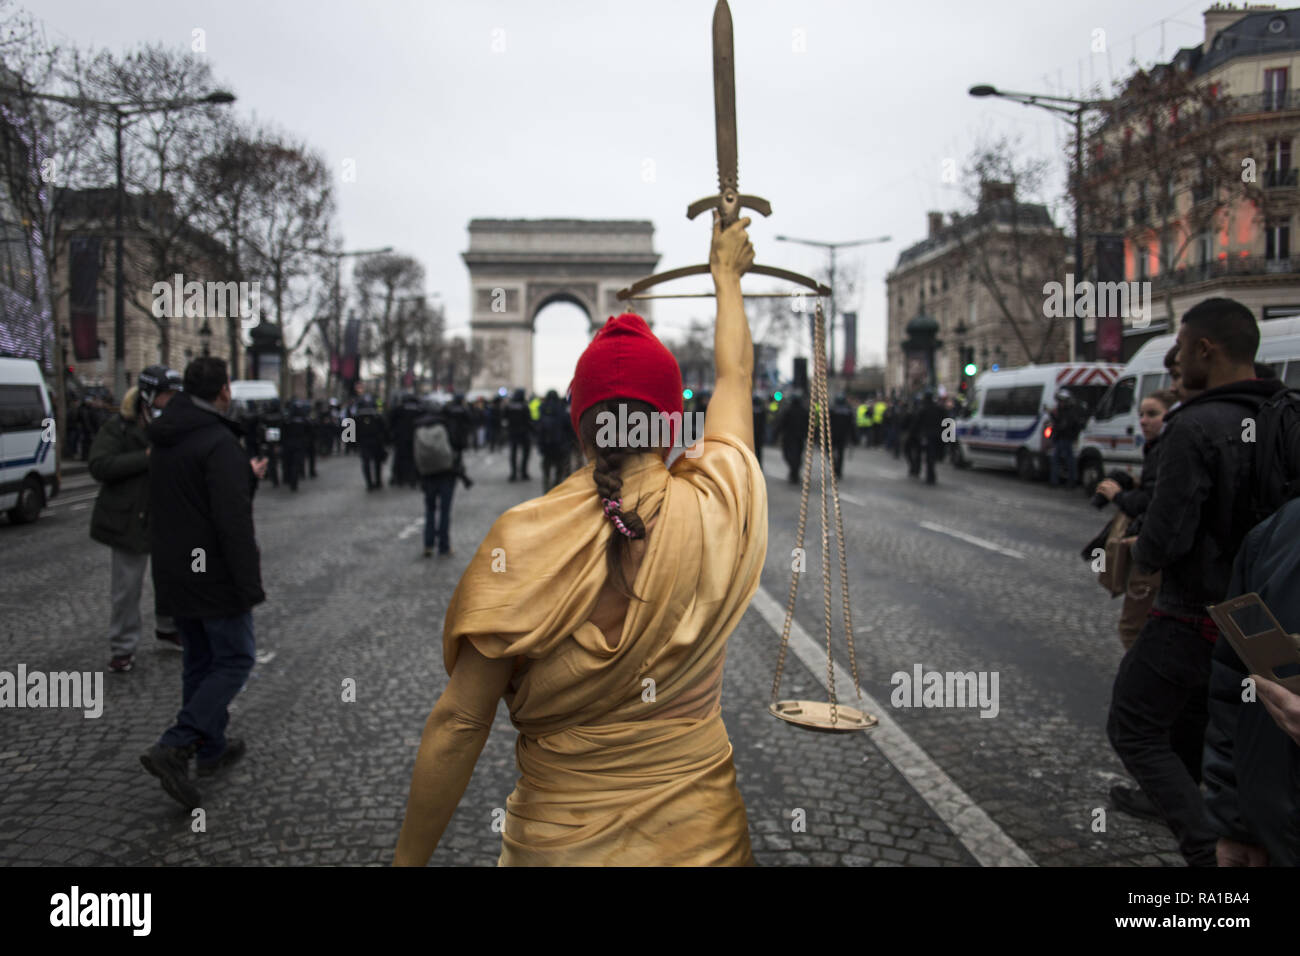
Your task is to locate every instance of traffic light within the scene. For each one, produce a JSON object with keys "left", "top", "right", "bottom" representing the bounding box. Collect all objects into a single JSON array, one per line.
[
  {"left": 961, "top": 345, "right": 977, "bottom": 378},
  {"left": 683, "top": 388, "right": 694, "bottom": 400},
  {"left": 773, "top": 390, "right": 783, "bottom": 402}
]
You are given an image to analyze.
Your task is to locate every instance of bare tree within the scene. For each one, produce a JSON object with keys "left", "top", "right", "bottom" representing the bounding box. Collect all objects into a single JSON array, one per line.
[
  {"left": 71, "top": 42, "right": 232, "bottom": 366},
  {"left": 352, "top": 251, "right": 423, "bottom": 400},
  {"left": 945, "top": 135, "right": 1069, "bottom": 363},
  {"left": 1078, "top": 63, "right": 1262, "bottom": 327}
]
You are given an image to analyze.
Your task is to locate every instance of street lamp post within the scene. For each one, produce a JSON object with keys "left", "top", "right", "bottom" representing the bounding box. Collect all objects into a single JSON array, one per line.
[
  {"left": 306, "top": 245, "right": 393, "bottom": 396},
  {"left": 968, "top": 84, "right": 1110, "bottom": 362},
  {"left": 775, "top": 233, "right": 890, "bottom": 376},
  {"left": 0, "top": 85, "right": 236, "bottom": 398}
]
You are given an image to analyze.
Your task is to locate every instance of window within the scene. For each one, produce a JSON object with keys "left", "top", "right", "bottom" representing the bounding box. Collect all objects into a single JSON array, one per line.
[
  {"left": 1095, "top": 377, "right": 1135, "bottom": 421},
  {"left": 0, "top": 384, "right": 46, "bottom": 430},
  {"left": 1139, "top": 372, "right": 1172, "bottom": 400},
  {"left": 1264, "top": 68, "right": 1289, "bottom": 110},
  {"left": 982, "top": 387, "right": 1012, "bottom": 416},
  {"left": 1008, "top": 384, "right": 1044, "bottom": 417},
  {"left": 1285, "top": 362, "right": 1300, "bottom": 388},
  {"left": 1266, "top": 218, "right": 1291, "bottom": 260}
]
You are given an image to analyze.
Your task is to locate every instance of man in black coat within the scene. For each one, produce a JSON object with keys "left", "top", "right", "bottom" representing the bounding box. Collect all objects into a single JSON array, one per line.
[
  {"left": 1202, "top": 497, "right": 1300, "bottom": 867},
  {"left": 505, "top": 387, "right": 532, "bottom": 481},
  {"left": 1107, "top": 297, "right": 1290, "bottom": 867},
  {"left": 355, "top": 397, "right": 388, "bottom": 491},
  {"left": 139, "top": 357, "right": 266, "bottom": 810},
  {"left": 828, "top": 393, "right": 854, "bottom": 480}
]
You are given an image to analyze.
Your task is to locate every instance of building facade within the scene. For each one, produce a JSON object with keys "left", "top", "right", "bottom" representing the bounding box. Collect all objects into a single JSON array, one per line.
[
  {"left": 1082, "top": 3, "right": 1300, "bottom": 354},
  {"left": 53, "top": 188, "right": 242, "bottom": 396},
  {"left": 885, "top": 183, "right": 1070, "bottom": 395}
]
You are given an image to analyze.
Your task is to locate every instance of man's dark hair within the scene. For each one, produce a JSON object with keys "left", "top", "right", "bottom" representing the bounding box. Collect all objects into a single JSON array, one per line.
[
  {"left": 183, "top": 357, "right": 230, "bottom": 401},
  {"left": 1163, "top": 344, "right": 1179, "bottom": 371},
  {"left": 1180, "top": 297, "right": 1259, "bottom": 364}
]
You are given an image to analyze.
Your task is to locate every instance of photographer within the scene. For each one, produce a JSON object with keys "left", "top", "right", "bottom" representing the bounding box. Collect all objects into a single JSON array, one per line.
[{"left": 1095, "top": 389, "right": 1177, "bottom": 651}]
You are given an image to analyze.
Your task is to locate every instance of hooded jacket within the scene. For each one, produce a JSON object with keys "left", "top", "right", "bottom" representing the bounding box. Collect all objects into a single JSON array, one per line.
[
  {"left": 147, "top": 391, "right": 264, "bottom": 619},
  {"left": 1133, "top": 376, "right": 1288, "bottom": 617},
  {"left": 1202, "top": 497, "right": 1300, "bottom": 866},
  {"left": 88, "top": 387, "right": 151, "bottom": 553}
]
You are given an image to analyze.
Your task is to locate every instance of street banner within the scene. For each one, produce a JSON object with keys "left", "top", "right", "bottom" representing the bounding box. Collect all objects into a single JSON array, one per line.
[{"left": 69, "top": 236, "right": 100, "bottom": 361}]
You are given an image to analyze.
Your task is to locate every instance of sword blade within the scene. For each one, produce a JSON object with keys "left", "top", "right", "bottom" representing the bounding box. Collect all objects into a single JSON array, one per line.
[{"left": 712, "top": 0, "right": 739, "bottom": 222}]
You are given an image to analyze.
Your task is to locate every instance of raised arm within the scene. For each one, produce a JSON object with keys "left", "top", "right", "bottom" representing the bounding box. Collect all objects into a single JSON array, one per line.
[
  {"left": 393, "top": 642, "right": 516, "bottom": 866},
  {"left": 704, "top": 212, "right": 756, "bottom": 452}
]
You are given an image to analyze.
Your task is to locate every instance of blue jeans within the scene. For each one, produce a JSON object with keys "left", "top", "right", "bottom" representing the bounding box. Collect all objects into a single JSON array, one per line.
[
  {"left": 1049, "top": 441, "right": 1077, "bottom": 486},
  {"left": 422, "top": 474, "right": 456, "bottom": 553},
  {"left": 159, "top": 612, "right": 255, "bottom": 762}
]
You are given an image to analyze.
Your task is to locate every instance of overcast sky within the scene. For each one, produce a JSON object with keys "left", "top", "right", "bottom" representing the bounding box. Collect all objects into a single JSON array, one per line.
[{"left": 39, "top": 0, "right": 1212, "bottom": 392}]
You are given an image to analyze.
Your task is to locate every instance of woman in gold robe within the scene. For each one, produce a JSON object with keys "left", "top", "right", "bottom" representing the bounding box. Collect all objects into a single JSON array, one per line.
[{"left": 394, "top": 213, "right": 766, "bottom": 866}]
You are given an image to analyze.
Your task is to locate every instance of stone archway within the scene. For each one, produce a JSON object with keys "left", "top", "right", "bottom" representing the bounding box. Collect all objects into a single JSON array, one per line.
[{"left": 461, "top": 219, "right": 660, "bottom": 393}]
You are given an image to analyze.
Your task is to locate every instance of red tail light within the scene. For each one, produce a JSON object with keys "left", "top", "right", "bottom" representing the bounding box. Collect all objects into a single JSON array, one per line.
[{"left": 1044, "top": 425, "right": 1053, "bottom": 439}]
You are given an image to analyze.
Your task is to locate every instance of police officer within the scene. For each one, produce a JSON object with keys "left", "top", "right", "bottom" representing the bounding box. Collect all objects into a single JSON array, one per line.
[
  {"left": 829, "top": 393, "right": 855, "bottom": 480},
  {"left": 356, "top": 396, "right": 389, "bottom": 491},
  {"left": 280, "top": 399, "right": 312, "bottom": 492},
  {"left": 259, "top": 397, "right": 284, "bottom": 487},
  {"left": 505, "top": 387, "right": 532, "bottom": 481},
  {"left": 752, "top": 394, "right": 767, "bottom": 467}
]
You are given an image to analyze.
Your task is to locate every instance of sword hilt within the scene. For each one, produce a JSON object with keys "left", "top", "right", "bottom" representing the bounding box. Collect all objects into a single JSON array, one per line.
[{"left": 687, "top": 191, "right": 772, "bottom": 227}]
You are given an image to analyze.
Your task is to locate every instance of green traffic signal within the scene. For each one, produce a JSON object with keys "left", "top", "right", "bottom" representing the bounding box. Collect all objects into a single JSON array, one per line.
[
  {"left": 964, "top": 363, "right": 977, "bottom": 377},
  {"left": 683, "top": 388, "right": 694, "bottom": 400},
  {"left": 774, "top": 390, "right": 783, "bottom": 401}
]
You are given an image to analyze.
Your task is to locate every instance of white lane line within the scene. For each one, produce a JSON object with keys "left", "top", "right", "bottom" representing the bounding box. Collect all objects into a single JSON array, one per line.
[
  {"left": 47, "top": 492, "right": 99, "bottom": 508},
  {"left": 749, "top": 585, "right": 1035, "bottom": 867},
  {"left": 70, "top": 503, "right": 88, "bottom": 511},
  {"left": 838, "top": 492, "right": 867, "bottom": 507},
  {"left": 396, "top": 517, "right": 424, "bottom": 541},
  {"left": 917, "top": 521, "right": 1025, "bottom": 560}
]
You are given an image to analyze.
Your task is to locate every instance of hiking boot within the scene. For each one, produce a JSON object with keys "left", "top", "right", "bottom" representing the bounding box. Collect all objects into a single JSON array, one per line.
[
  {"left": 155, "top": 630, "right": 182, "bottom": 651},
  {"left": 196, "top": 738, "right": 246, "bottom": 778},
  {"left": 1109, "top": 784, "right": 1163, "bottom": 823},
  {"left": 108, "top": 654, "right": 134, "bottom": 673},
  {"left": 140, "top": 743, "right": 202, "bottom": 810}
]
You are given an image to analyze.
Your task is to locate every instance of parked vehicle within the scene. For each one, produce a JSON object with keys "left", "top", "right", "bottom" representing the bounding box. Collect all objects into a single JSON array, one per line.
[
  {"left": 1077, "top": 315, "right": 1300, "bottom": 493},
  {"left": 0, "top": 357, "right": 58, "bottom": 523},
  {"left": 953, "top": 363, "right": 1122, "bottom": 480}
]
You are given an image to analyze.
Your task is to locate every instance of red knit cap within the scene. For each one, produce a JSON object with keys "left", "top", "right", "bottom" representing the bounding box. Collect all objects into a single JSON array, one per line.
[{"left": 568, "top": 312, "right": 684, "bottom": 443}]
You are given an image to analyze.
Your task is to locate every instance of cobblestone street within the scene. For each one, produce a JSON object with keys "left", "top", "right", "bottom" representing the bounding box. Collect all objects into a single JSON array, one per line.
[{"left": 0, "top": 444, "right": 1184, "bottom": 866}]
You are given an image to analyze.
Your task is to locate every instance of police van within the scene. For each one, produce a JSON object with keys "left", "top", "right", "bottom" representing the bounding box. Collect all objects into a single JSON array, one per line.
[
  {"left": 953, "top": 363, "right": 1122, "bottom": 480},
  {"left": 1077, "top": 316, "right": 1300, "bottom": 493},
  {"left": 0, "top": 356, "right": 58, "bottom": 524}
]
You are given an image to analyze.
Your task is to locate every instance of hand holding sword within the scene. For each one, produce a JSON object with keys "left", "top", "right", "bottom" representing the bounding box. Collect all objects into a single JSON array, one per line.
[{"left": 710, "top": 210, "right": 755, "bottom": 284}]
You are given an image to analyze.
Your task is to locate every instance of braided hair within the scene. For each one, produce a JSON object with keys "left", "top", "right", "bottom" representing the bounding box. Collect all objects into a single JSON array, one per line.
[{"left": 578, "top": 398, "right": 666, "bottom": 602}]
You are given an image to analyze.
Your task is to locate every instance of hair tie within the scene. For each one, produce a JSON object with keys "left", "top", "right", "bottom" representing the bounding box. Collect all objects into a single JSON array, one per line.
[{"left": 601, "top": 496, "right": 637, "bottom": 538}]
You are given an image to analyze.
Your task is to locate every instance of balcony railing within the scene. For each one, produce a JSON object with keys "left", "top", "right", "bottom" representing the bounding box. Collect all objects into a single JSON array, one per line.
[
  {"left": 1264, "top": 167, "right": 1298, "bottom": 188},
  {"left": 1151, "top": 254, "right": 1299, "bottom": 292}
]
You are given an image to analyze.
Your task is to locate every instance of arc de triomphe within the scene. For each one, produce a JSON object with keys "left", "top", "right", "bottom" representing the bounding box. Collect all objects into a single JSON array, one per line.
[{"left": 462, "top": 219, "right": 660, "bottom": 393}]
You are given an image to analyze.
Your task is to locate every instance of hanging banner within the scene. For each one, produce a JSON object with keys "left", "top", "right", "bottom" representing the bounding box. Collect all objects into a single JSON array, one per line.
[
  {"left": 68, "top": 237, "right": 100, "bottom": 361},
  {"left": 841, "top": 311, "right": 857, "bottom": 378}
]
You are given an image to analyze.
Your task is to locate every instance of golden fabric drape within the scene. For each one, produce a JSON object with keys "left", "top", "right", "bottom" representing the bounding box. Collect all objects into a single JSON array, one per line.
[{"left": 442, "top": 433, "right": 767, "bottom": 865}]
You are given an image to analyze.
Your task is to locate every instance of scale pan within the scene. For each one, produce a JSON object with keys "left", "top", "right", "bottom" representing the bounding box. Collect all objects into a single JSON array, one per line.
[{"left": 770, "top": 700, "right": 878, "bottom": 732}]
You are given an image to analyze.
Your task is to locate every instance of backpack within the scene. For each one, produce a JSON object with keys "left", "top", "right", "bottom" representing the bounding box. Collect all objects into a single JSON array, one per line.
[
  {"left": 414, "top": 422, "right": 454, "bottom": 475},
  {"left": 1220, "top": 387, "right": 1300, "bottom": 533},
  {"left": 1246, "top": 387, "right": 1300, "bottom": 527}
]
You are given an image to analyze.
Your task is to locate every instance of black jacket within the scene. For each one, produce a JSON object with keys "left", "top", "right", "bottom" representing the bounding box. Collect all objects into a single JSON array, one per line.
[
  {"left": 1202, "top": 497, "right": 1300, "bottom": 866},
  {"left": 147, "top": 392, "right": 265, "bottom": 619},
  {"left": 1133, "top": 377, "right": 1288, "bottom": 617},
  {"left": 1114, "top": 435, "right": 1162, "bottom": 522},
  {"left": 88, "top": 400, "right": 151, "bottom": 554}
]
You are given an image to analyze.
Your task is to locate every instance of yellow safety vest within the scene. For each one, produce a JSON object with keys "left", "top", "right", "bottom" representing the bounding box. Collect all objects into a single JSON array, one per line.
[
  {"left": 856, "top": 404, "right": 870, "bottom": 427},
  {"left": 873, "top": 401, "right": 886, "bottom": 424},
  {"left": 529, "top": 396, "right": 541, "bottom": 421}
]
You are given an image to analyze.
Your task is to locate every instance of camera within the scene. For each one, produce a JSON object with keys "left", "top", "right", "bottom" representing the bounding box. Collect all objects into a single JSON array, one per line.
[{"left": 1091, "top": 469, "right": 1135, "bottom": 509}]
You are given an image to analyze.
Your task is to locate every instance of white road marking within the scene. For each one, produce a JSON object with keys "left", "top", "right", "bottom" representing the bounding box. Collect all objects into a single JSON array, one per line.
[
  {"left": 255, "top": 650, "right": 277, "bottom": 665},
  {"left": 749, "top": 585, "right": 1035, "bottom": 867},
  {"left": 917, "top": 521, "right": 1025, "bottom": 560},
  {"left": 838, "top": 492, "right": 867, "bottom": 507},
  {"left": 70, "top": 503, "right": 88, "bottom": 511},
  {"left": 396, "top": 517, "right": 424, "bottom": 541},
  {"left": 47, "top": 492, "right": 98, "bottom": 508}
]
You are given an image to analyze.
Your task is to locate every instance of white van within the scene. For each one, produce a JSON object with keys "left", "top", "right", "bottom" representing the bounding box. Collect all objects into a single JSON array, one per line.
[
  {"left": 0, "top": 357, "right": 58, "bottom": 523},
  {"left": 229, "top": 379, "right": 279, "bottom": 408},
  {"left": 954, "top": 363, "right": 1123, "bottom": 480},
  {"left": 1078, "top": 316, "right": 1300, "bottom": 492}
]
